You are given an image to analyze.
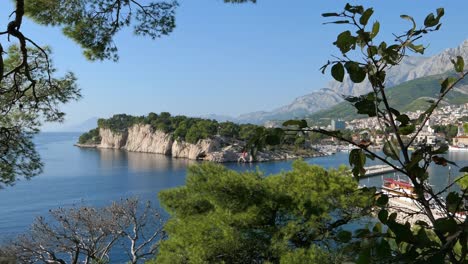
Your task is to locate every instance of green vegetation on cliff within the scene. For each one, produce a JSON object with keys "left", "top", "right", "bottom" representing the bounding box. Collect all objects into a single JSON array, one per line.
[
  {"left": 79, "top": 112, "right": 264, "bottom": 145},
  {"left": 77, "top": 128, "right": 101, "bottom": 145}
]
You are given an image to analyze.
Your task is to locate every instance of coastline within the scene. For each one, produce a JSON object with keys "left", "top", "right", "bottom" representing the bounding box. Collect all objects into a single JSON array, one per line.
[{"left": 74, "top": 142, "right": 328, "bottom": 163}]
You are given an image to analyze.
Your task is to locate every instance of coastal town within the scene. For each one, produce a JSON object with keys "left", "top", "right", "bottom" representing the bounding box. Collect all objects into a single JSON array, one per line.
[{"left": 307, "top": 103, "right": 468, "bottom": 154}]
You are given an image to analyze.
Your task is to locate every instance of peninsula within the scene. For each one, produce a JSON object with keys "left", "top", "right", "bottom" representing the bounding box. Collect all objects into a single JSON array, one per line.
[{"left": 76, "top": 112, "right": 319, "bottom": 162}]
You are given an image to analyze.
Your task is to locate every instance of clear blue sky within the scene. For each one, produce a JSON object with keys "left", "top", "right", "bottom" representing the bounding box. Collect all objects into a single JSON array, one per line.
[{"left": 1, "top": 1, "right": 467, "bottom": 129}]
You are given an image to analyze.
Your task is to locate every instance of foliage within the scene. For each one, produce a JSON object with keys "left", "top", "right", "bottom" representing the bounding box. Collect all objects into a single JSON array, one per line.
[
  {"left": 0, "top": 198, "right": 165, "bottom": 264},
  {"left": 155, "top": 161, "right": 374, "bottom": 263},
  {"left": 24, "top": 0, "right": 178, "bottom": 61},
  {"left": 78, "top": 128, "right": 101, "bottom": 144},
  {"left": 251, "top": 3, "right": 468, "bottom": 263},
  {"left": 0, "top": 45, "right": 80, "bottom": 188},
  {"left": 83, "top": 112, "right": 297, "bottom": 146}
]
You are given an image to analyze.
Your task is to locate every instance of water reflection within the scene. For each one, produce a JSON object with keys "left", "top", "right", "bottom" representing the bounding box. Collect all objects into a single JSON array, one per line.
[{"left": 126, "top": 151, "right": 195, "bottom": 172}]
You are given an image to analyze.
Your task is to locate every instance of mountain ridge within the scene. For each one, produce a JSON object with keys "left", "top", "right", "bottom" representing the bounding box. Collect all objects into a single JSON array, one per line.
[{"left": 229, "top": 39, "right": 468, "bottom": 124}]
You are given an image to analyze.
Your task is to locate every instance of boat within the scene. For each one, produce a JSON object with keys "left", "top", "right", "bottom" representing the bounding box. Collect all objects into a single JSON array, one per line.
[
  {"left": 381, "top": 178, "right": 416, "bottom": 202},
  {"left": 449, "top": 144, "right": 468, "bottom": 151},
  {"left": 381, "top": 177, "right": 467, "bottom": 221}
]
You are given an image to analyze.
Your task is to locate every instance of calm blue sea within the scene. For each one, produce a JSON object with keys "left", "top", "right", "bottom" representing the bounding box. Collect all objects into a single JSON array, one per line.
[{"left": 0, "top": 132, "right": 466, "bottom": 260}]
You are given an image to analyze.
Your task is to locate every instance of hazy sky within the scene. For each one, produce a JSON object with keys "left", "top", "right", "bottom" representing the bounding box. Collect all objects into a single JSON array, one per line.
[{"left": 1, "top": 1, "right": 467, "bottom": 130}]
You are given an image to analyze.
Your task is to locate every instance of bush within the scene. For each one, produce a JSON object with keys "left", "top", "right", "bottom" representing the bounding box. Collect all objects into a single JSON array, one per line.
[{"left": 78, "top": 128, "right": 101, "bottom": 144}]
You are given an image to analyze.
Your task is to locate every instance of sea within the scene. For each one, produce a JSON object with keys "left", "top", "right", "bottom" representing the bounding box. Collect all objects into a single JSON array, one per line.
[{"left": 0, "top": 132, "right": 466, "bottom": 260}]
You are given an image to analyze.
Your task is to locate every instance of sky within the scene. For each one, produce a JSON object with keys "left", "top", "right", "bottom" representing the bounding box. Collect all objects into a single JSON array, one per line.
[{"left": 1, "top": 1, "right": 467, "bottom": 130}]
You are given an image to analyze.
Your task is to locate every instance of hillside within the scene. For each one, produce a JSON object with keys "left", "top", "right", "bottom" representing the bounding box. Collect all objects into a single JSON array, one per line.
[
  {"left": 309, "top": 73, "right": 468, "bottom": 121},
  {"left": 233, "top": 40, "right": 467, "bottom": 124}
]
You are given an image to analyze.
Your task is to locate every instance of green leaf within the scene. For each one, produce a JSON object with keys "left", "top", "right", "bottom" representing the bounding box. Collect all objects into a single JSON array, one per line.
[
  {"left": 383, "top": 141, "right": 400, "bottom": 160},
  {"left": 356, "top": 247, "right": 370, "bottom": 264},
  {"left": 321, "top": 12, "right": 340, "bottom": 17},
  {"left": 436, "top": 8, "right": 445, "bottom": 18},
  {"left": 324, "top": 20, "right": 350, "bottom": 24},
  {"left": 376, "top": 239, "right": 391, "bottom": 258},
  {"left": 331, "top": 62, "right": 345, "bottom": 82},
  {"left": 434, "top": 218, "right": 457, "bottom": 235},
  {"left": 349, "top": 149, "right": 366, "bottom": 179},
  {"left": 396, "top": 114, "right": 410, "bottom": 126},
  {"left": 446, "top": 192, "right": 462, "bottom": 213},
  {"left": 376, "top": 194, "right": 389, "bottom": 207},
  {"left": 400, "top": 15, "right": 416, "bottom": 31},
  {"left": 370, "top": 21, "right": 380, "bottom": 38},
  {"left": 408, "top": 165, "right": 427, "bottom": 181},
  {"left": 424, "top": 13, "right": 437, "bottom": 27},
  {"left": 399, "top": 124, "right": 415, "bottom": 135},
  {"left": 367, "top": 45, "right": 378, "bottom": 57},
  {"left": 378, "top": 209, "right": 388, "bottom": 223},
  {"left": 344, "top": 3, "right": 364, "bottom": 14},
  {"left": 282, "top": 119, "right": 308, "bottom": 128},
  {"left": 427, "top": 253, "right": 445, "bottom": 264},
  {"left": 440, "top": 77, "right": 457, "bottom": 93},
  {"left": 416, "top": 228, "right": 432, "bottom": 247},
  {"left": 388, "top": 107, "right": 400, "bottom": 117},
  {"left": 408, "top": 43, "right": 425, "bottom": 54},
  {"left": 354, "top": 99, "right": 377, "bottom": 117},
  {"left": 407, "top": 151, "right": 423, "bottom": 170},
  {"left": 334, "top": 31, "right": 356, "bottom": 53},
  {"left": 336, "top": 230, "right": 353, "bottom": 243},
  {"left": 344, "top": 61, "right": 366, "bottom": 83},
  {"left": 452, "top": 56, "right": 465, "bottom": 72},
  {"left": 388, "top": 222, "right": 413, "bottom": 243},
  {"left": 359, "top": 8, "right": 374, "bottom": 25},
  {"left": 373, "top": 222, "right": 382, "bottom": 233}
]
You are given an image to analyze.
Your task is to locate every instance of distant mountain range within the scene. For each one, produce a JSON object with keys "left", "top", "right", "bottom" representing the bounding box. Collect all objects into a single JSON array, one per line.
[
  {"left": 66, "top": 40, "right": 467, "bottom": 129},
  {"left": 309, "top": 73, "right": 468, "bottom": 121},
  {"left": 49, "top": 117, "right": 99, "bottom": 132},
  {"left": 224, "top": 39, "right": 468, "bottom": 124}
]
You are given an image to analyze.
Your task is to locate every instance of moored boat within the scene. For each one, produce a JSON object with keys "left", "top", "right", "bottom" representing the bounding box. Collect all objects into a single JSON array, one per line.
[{"left": 449, "top": 144, "right": 468, "bottom": 151}]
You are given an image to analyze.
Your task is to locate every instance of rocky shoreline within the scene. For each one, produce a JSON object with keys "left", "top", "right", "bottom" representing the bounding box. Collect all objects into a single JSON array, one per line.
[{"left": 75, "top": 124, "right": 324, "bottom": 163}]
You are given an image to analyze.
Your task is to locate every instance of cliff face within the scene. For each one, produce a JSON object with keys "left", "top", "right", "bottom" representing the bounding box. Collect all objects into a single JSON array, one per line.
[
  {"left": 78, "top": 124, "right": 316, "bottom": 162},
  {"left": 125, "top": 125, "right": 173, "bottom": 155},
  {"left": 99, "top": 128, "right": 128, "bottom": 149},
  {"left": 94, "top": 124, "right": 240, "bottom": 161}
]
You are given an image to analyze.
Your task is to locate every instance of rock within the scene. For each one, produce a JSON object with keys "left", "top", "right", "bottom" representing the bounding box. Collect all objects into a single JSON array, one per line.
[
  {"left": 99, "top": 128, "right": 127, "bottom": 149},
  {"left": 125, "top": 125, "right": 173, "bottom": 155}
]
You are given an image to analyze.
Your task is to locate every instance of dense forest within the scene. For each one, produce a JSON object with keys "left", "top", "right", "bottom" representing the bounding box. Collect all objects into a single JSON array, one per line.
[{"left": 79, "top": 112, "right": 263, "bottom": 145}]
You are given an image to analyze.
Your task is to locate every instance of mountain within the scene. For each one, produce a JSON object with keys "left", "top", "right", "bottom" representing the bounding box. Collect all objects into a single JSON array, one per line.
[
  {"left": 236, "top": 88, "right": 343, "bottom": 124},
  {"left": 309, "top": 73, "right": 468, "bottom": 121},
  {"left": 231, "top": 39, "right": 468, "bottom": 124},
  {"left": 328, "top": 40, "right": 468, "bottom": 96}
]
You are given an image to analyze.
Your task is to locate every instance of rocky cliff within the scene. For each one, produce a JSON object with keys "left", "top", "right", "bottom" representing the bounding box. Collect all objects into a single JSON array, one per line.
[{"left": 76, "top": 124, "right": 316, "bottom": 162}]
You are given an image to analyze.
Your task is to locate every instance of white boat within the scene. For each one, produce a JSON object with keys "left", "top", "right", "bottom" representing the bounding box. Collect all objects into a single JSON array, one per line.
[
  {"left": 449, "top": 144, "right": 468, "bottom": 151},
  {"left": 381, "top": 177, "right": 467, "bottom": 221}
]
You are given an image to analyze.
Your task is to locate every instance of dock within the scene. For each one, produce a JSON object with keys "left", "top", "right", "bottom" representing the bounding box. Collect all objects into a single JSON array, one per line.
[{"left": 363, "top": 165, "right": 397, "bottom": 177}]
